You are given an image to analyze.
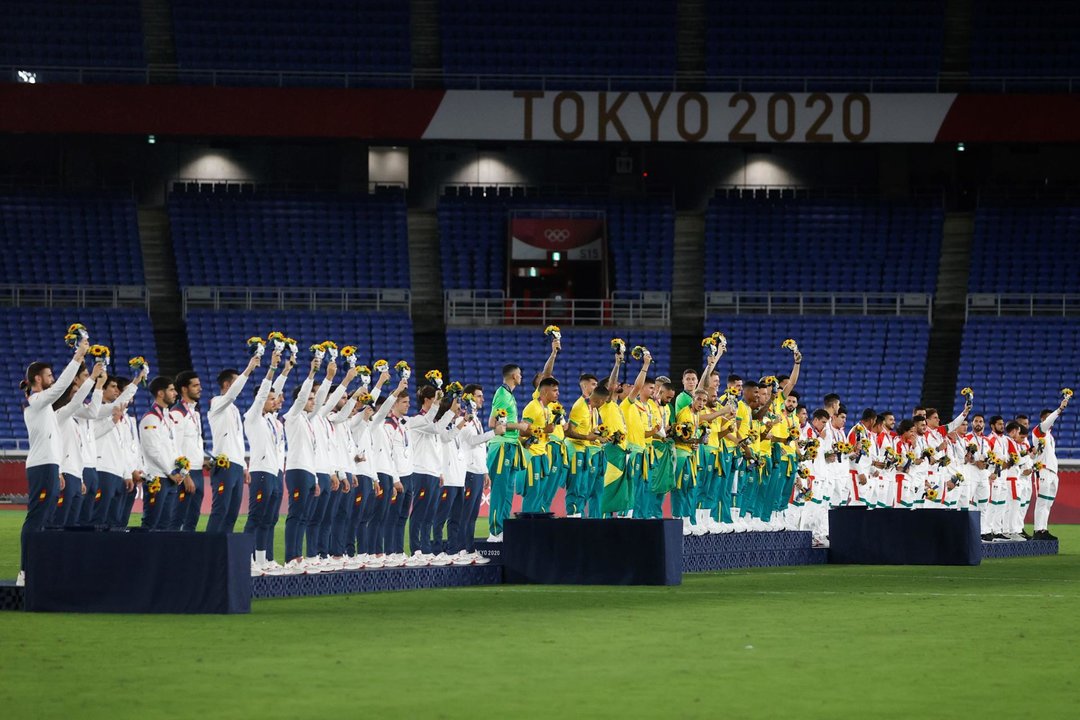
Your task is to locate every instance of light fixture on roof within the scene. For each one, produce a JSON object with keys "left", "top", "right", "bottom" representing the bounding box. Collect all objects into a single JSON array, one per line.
[
  {"left": 16, "top": 70, "right": 37, "bottom": 84},
  {"left": 956, "top": 142, "right": 965, "bottom": 152},
  {"left": 147, "top": 135, "right": 156, "bottom": 144}
]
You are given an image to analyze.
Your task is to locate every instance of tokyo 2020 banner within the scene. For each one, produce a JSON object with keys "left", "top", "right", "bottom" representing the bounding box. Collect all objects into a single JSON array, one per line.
[{"left": 4, "top": 85, "right": 1080, "bottom": 143}]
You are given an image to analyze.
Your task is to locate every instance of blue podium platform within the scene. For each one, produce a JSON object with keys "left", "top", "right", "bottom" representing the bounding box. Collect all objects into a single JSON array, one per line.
[
  {"left": 682, "top": 531, "right": 828, "bottom": 572},
  {"left": 24, "top": 530, "right": 252, "bottom": 613},
  {"left": 829, "top": 507, "right": 983, "bottom": 565},
  {"left": 503, "top": 518, "right": 684, "bottom": 585},
  {"left": 981, "top": 538, "right": 1059, "bottom": 559},
  {"left": 253, "top": 564, "right": 502, "bottom": 599}
]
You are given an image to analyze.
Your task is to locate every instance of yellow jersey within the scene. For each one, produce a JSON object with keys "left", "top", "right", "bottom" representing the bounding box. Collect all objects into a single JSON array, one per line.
[
  {"left": 567, "top": 396, "right": 600, "bottom": 451},
  {"left": 620, "top": 397, "right": 649, "bottom": 449},
  {"left": 521, "top": 398, "right": 551, "bottom": 457},
  {"left": 674, "top": 406, "right": 698, "bottom": 453},
  {"left": 599, "top": 400, "right": 628, "bottom": 450}
]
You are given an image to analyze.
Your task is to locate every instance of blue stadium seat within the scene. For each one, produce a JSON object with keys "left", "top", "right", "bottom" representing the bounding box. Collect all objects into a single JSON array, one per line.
[
  {"left": 168, "top": 191, "right": 410, "bottom": 288},
  {"left": 971, "top": 1, "right": 1080, "bottom": 81},
  {"left": 0, "top": 307, "right": 158, "bottom": 444},
  {"left": 955, "top": 317, "right": 1080, "bottom": 457},
  {"left": 447, "top": 328, "right": 671, "bottom": 409},
  {"left": 704, "top": 315, "right": 930, "bottom": 419},
  {"left": 0, "top": 192, "right": 145, "bottom": 285},
  {"left": 968, "top": 203, "right": 1080, "bottom": 292},
  {"left": 0, "top": 1, "right": 145, "bottom": 70},
  {"left": 704, "top": 195, "right": 943, "bottom": 293}
]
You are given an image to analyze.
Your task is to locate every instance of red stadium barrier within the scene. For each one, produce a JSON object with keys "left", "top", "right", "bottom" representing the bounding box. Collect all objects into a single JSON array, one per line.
[{"left": 2, "top": 460, "right": 1074, "bottom": 523}]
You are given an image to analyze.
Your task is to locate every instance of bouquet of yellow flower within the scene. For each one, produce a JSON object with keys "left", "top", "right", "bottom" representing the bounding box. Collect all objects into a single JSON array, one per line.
[
  {"left": 310, "top": 343, "right": 326, "bottom": 359},
  {"left": 65, "top": 322, "right": 89, "bottom": 348},
  {"left": 835, "top": 441, "right": 854, "bottom": 456},
  {"left": 322, "top": 341, "right": 338, "bottom": 362},
  {"left": 674, "top": 422, "right": 694, "bottom": 442},
  {"left": 986, "top": 451, "right": 1003, "bottom": 471},
  {"left": 921, "top": 447, "right": 937, "bottom": 460},
  {"left": 936, "top": 455, "right": 951, "bottom": 468},
  {"left": 357, "top": 392, "right": 374, "bottom": 408},
  {"left": 903, "top": 451, "right": 917, "bottom": 470},
  {"left": 596, "top": 423, "right": 609, "bottom": 438},
  {"left": 214, "top": 454, "right": 230, "bottom": 470},
  {"left": 89, "top": 345, "right": 110, "bottom": 366},
  {"left": 761, "top": 375, "right": 780, "bottom": 391},
  {"left": 1008, "top": 451, "right": 1020, "bottom": 467},
  {"left": 781, "top": 338, "right": 799, "bottom": 354},
  {"left": 631, "top": 345, "right": 649, "bottom": 361},
  {"left": 268, "top": 331, "right": 286, "bottom": 354},
  {"left": 341, "top": 346, "right": 357, "bottom": 368},
  {"left": 146, "top": 477, "right": 162, "bottom": 495},
  {"left": 1033, "top": 461, "right": 1046, "bottom": 473},
  {"left": 961, "top": 387, "right": 974, "bottom": 402},
  {"left": 797, "top": 466, "right": 810, "bottom": 480},
  {"left": 711, "top": 331, "right": 727, "bottom": 348},
  {"left": 394, "top": 361, "right": 411, "bottom": 380},
  {"left": 424, "top": 369, "right": 444, "bottom": 389},
  {"left": 373, "top": 359, "right": 389, "bottom": 374},
  {"left": 494, "top": 408, "right": 508, "bottom": 424},
  {"left": 357, "top": 365, "right": 372, "bottom": 386},
  {"left": 549, "top": 402, "right": 565, "bottom": 422},
  {"left": 285, "top": 337, "right": 298, "bottom": 357},
  {"left": 544, "top": 325, "right": 561, "bottom": 340},
  {"left": 951, "top": 471, "right": 965, "bottom": 487},
  {"left": 446, "top": 381, "right": 464, "bottom": 398},
  {"left": 1063, "top": 388, "right": 1074, "bottom": 400},
  {"left": 924, "top": 487, "right": 940, "bottom": 502},
  {"left": 173, "top": 456, "right": 191, "bottom": 480},
  {"left": 965, "top": 441, "right": 979, "bottom": 456},
  {"left": 882, "top": 446, "right": 902, "bottom": 469},
  {"left": 247, "top": 336, "right": 266, "bottom": 357},
  {"left": 609, "top": 429, "right": 626, "bottom": 445},
  {"left": 858, "top": 438, "right": 871, "bottom": 454},
  {"left": 128, "top": 356, "right": 149, "bottom": 384},
  {"left": 610, "top": 338, "right": 626, "bottom": 355}
]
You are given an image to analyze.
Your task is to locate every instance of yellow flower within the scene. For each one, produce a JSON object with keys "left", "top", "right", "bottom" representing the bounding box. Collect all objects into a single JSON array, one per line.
[
  {"left": 711, "top": 331, "right": 726, "bottom": 345},
  {"left": 284, "top": 337, "right": 297, "bottom": 346},
  {"left": 425, "top": 369, "right": 443, "bottom": 381},
  {"left": 268, "top": 331, "right": 286, "bottom": 343},
  {"left": 89, "top": 345, "right": 109, "bottom": 357},
  {"left": 782, "top": 338, "right": 799, "bottom": 352},
  {"left": 701, "top": 336, "right": 717, "bottom": 348},
  {"left": 394, "top": 361, "right": 411, "bottom": 373},
  {"left": 309, "top": 343, "right": 324, "bottom": 354},
  {"left": 215, "top": 454, "right": 230, "bottom": 469},
  {"left": 631, "top": 345, "right": 647, "bottom": 360},
  {"left": 544, "top": 325, "right": 561, "bottom": 337},
  {"left": 1063, "top": 388, "right": 1074, "bottom": 399},
  {"left": 341, "top": 346, "right": 356, "bottom": 357},
  {"left": 357, "top": 392, "right": 374, "bottom": 406},
  {"left": 495, "top": 409, "right": 508, "bottom": 420},
  {"left": 322, "top": 341, "right": 338, "bottom": 351},
  {"left": 549, "top": 402, "right": 565, "bottom": 418},
  {"left": 373, "top": 360, "right": 389, "bottom": 373},
  {"left": 446, "top": 381, "right": 464, "bottom": 395},
  {"left": 358, "top": 365, "right": 372, "bottom": 376},
  {"left": 174, "top": 456, "right": 191, "bottom": 472},
  {"left": 961, "top": 387, "right": 974, "bottom": 399},
  {"left": 610, "top": 338, "right": 626, "bottom": 353}
]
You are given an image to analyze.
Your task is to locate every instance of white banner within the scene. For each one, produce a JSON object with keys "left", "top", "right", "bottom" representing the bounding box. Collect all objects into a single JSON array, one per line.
[{"left": 423, "top": 91, "right": 957, "bottom": 144}]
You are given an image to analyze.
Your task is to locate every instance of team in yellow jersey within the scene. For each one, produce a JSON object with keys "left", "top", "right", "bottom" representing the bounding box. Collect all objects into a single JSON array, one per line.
[{"left": 470, "top": 329, "right": 804, "bottom": 534}]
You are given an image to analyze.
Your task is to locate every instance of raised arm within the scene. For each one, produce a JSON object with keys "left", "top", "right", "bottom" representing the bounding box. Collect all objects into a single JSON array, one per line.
[
  {"left": 209, "top": 354, "right": 259, "bottom": 417},
  {"left": 625, "top": 352, "right": 652, "bottom": 403},
  {"left": 1040, "top": 397, "right": 1068, "bottom": 434},
  {"left": 72, "top": 365, "right": 107, "bottom": 421},
  {"left": 57, "top": 369, "right": 100, "bottom": 423},
  {"left": 700, "top": 344, "right": 722, "bottom": 384},
  {"left": 945, "top": 402, "right": 971, "bottom": 433},
  {"left": 781, "top": 349, "right": 803, "bottom": 397},
  {"left": 32, "top": 347, "right": 86, "bottom": 408},
  {"left": 606, "top": 352, "right": 622, "bottom": 393},
  {"left": 539, "top": 338, "right": 559, "bottom": 381},
  {"left": 283, "top": 363, "right": 317, "bottom": 421}
]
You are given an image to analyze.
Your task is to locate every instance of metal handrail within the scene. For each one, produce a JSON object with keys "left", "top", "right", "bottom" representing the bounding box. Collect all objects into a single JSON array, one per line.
[
  {"left": 8, "top": 64, "right": 1080, "bottom": 93},
  {"left": 0, "top": 284, "right": 149, "bottom": 310},
  {"left": 704, "top": 291, "right": 933, "bottom": 321},
  {"left": 182, "top": 286, "right": 411, "bottom": 317},
  {"left": 444, "top": 291, "right": 670, "bottom": 327},
  {"left": 965, "top": 293, "right": 1080, "bottom": 318}
]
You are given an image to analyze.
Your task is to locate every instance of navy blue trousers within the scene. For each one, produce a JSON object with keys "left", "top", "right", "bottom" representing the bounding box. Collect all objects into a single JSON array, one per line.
[
  {"left": 93, "top": 471, "right": 124, "bottom": 527},
  {"left": 205, "top": 463, "right": 244, "bottom": 533},
  {"left": 169, "top": 469, "right": 206, "bottom": 532},
  {"left": 284, "top": 469, "right": 316, "bottom": 561},
  {"left": 460, "top": 472, "right": 486, "bottom": 552},
  {"left": 432, "top": 485, "right": 464, "bottom": 555},
  {"left": 22, "top": 464, "right": 60, "bottom": 571}
]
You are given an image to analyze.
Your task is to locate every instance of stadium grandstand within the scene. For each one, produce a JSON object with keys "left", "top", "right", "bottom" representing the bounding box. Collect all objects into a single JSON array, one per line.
[{"left": 1, "top": 2, "right": 1078, "bottom": 716}]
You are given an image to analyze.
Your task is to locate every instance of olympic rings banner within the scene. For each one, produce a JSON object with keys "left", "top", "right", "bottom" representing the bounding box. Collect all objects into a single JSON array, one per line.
[
  {"left": 510, "top": 218, "right": 604, "bottom": 261},
  {"left": 5, "top": 84, "right": 1080, "bottom": 143}
]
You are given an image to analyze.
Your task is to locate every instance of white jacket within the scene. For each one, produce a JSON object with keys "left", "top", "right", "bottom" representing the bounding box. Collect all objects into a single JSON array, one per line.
[
  {"left": 244, "top": 378, "right": 279, "bottom": 475},
  {"left": 458, "top": 415, "right": 494, "bottom": 475},
  {"left": 408, "top": 402, "right": 448, "bottom": 477},
  {"left": 169, "top": 399, "right": 205, "bottom": 470},
  {"left": 24, "top": 358, "right": 82, "bottom": 469},
  {"left": 139, "top": 404, "right": 179, "bottom": 478},
  {"left": 284, "top": 375, "right": 317, "bottom": 474},
  {"left": 58, "top": 384, "right": 101, "bottom": 478},
  {"left": 1032, "top": 409, "right": 1061, "bottom": 474},
  {"left": 208, "top": 373, "right": 250, "bottom": 467}
]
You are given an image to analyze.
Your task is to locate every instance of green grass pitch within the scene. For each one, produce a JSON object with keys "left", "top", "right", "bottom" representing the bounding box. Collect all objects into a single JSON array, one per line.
[{"left": 0, "top": 511, "right": 1075, "bottom": 719}]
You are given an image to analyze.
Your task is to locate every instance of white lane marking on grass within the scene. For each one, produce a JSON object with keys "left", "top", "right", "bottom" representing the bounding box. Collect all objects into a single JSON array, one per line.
[{"left": 455, "top": 588, "right": 1067, "bottom": 599}]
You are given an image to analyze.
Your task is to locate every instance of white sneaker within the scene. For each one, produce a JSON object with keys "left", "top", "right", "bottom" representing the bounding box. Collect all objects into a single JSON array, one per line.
[
  {"left": 15, "top": 571, "right": 25, "bottom": 587},
  {"left": 472, "top": 554, "right": 491, "bottom": 565},
  {"left": 719, "top": 522, "right": 735, "bottom": 534},
  {"left": 566, "top": 513, "right": 582, "bottom": 518},
  {"left": 282, "top": 559, "right": 306, "bottom": 575},
  {"left": 250, "top": 561, "right": 265, "bottom": 577},
  {"left": 301, "top": 558, "right": 326, "bottom": 574},
  {"left": 733, "top": 517, "right": 748, "bottom": 533},
  {"left": 488, "top": 533, "right": 503, "bottom": 543},
  {"left": 404, "top": 555, "right": 429, "bottom": 568},
  {"left": 452, "top": 553, "right": 474, "bottom": 566},
  {"left": 691, "top": 521, "right": 707, "bottom": 536},
  {"left": 681, "top": 517, "right": 692, "bottom": 536},
  {"left": 342, "top": 557, "right": 365, "bottom": 570},
  {"left": 431, "top": 553, "right": 452, "bottom": 566},
  {"left": 263, "top": 561, "right": 287, "bottom": 576},
  {"left": 365, "top": 556, "right": 386, "bottom": 569},
  {"left": 383, "top": 554, "right": 406, "bottom": 568}
]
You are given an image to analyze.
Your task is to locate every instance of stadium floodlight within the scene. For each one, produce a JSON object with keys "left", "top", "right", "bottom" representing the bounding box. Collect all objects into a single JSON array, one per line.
[
  {"left": 16, "top": 70, "right": 36, "bottom": 84},
  {"left": 552, "top": 252, "right": 561, "bottom": 262},
  {"left": 147, "top": 135, "right": 156, "bottom": 144},
  {"left": 956, "top": 142, "right": 965, "bottom": 152},
  {"left": 529, "top": 267, "right": 538, "bottom": 278}
]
